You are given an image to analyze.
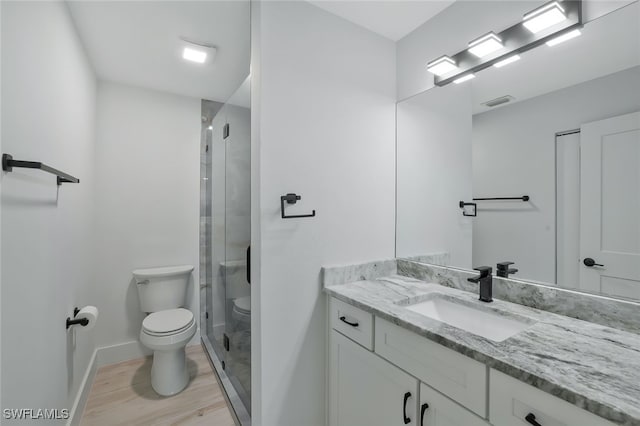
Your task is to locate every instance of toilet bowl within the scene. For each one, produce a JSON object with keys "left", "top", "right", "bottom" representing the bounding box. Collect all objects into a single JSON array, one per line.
[
  {"left": 140, "top": 308, "right": 196, "bottom": 396},
  {"left": 231, "top": 296, "right": 251, "bottom": 330},
  {"left": 133, "top": 265, "right": 195, "bottom": 397}
]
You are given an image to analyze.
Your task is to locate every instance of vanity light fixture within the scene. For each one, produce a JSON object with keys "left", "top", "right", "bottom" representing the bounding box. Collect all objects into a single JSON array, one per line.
[
  {"left": 468, "top": 32, "right": 503, "bottom": 58},
  {"left": 546, "top": 29, "right": 582, "bottom": 46},
  {"left": 426, "top": 0, "right": 581, "bottom": 86},
  {"left": 453, "top": 74, "right": 476, "bottom": 84},
  {"left": 522, "top": 1, "right": 567, "bottom": 34},
  {"left": 493, "top": 54, "right": 521, "bottom": 68},
  {"left": 426, "top": 55, "right": 458, "bottom": 76}
]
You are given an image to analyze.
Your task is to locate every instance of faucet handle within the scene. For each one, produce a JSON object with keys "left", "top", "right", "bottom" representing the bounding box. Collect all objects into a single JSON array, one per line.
[
  {"left": 472, "top": 266, "right": 492, "bottom": 277},
  {"left": 496, "top": 261, "right": 514, "bottom": 270}
]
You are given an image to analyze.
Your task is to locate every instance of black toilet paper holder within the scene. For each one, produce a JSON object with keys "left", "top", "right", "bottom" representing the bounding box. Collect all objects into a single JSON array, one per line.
[{"left": 66, "top": 307, "right": 89, "bottom": 330}]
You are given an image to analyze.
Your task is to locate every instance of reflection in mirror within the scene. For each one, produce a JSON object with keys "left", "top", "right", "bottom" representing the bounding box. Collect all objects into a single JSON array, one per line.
[{"left": 396, "top": 2, "right": 640, "bottom": 301}]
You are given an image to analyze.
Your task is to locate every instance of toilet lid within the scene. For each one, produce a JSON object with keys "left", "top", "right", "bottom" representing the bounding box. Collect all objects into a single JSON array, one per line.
[
  {"left": 234, "top": 297, "right": 251, "bottom": 314},
  {"left": 143, "top": 308, "right": 193, "bottom": 334}
]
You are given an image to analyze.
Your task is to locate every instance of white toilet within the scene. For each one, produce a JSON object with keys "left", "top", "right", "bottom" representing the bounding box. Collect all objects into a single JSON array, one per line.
[
  {"left": 231, "top": 296, "right": 251, "bottom": 330},
  {"left": 133, "top": 265, "right": 196, "bottom": 396}
]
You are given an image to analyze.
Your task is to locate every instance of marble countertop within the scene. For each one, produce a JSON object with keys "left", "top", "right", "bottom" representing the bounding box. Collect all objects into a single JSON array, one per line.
[{"left": 324, "top": 275, "right": 640, "bottom": 426}]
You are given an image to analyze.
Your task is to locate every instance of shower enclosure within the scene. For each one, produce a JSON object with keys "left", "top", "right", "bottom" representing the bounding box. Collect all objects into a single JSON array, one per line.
[{"left": 200, "top": 77, "right": 251, "bottom": 421}]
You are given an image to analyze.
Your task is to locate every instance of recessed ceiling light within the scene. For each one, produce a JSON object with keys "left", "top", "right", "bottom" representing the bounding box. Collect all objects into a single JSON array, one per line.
[
  {"left": 523, "top": 1, "right": 567, "bottom": 34},
  {"left": 546, "top": 29, "right": 582, "bottom": 46},
  {"left": 183, "top": 47, "right": 207, "bottom": 64},
  {"left": 426, "top": 55, "right": 458, "bottom": 76},
  {"left": 468, "top": 32, "right": 503, "bottom": 58},
  {"left": 453, "top": 74, "right": 476, "bottom": 84},
  {"left": 493, "top": 54, "right": 521, "bottom": 68}
]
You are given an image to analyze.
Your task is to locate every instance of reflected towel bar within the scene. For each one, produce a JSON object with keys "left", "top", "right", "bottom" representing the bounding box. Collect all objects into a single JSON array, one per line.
[
  {"left": 473, "top": 196, "right": 530, "bottom": 201},
  {"left": 2, "top": 153, "right": 80, "bottom": 185},
  {"left": 459, "top": 196, "right": 530, "bottom": 217}
]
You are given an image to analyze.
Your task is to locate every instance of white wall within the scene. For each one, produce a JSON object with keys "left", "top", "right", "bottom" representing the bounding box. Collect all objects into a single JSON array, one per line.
[
  {"left": 1, "top": 1, "right": 96, "bottom": 421},
  {"left": 93, "top": 81, "right": 201, "bottom": 356},
  {"left": 472, "top": 66, "right": 640, "bottom": 283},
  {"left": 396, "top": 84, "right": 473, "bottom": 267},
  {"left": 252, "top": 2, "right": 396, "bottom": 424},
  {"left": 396, "top": 0, "right": 635, "bottom": 100}
]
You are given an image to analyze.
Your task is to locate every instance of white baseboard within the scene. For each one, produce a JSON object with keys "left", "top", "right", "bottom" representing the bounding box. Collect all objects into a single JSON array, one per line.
[
  {"left": 96, "top": 340, "right": 152, "bottom": 367},
  {"left": 67, "top": 349, "right": 98, "bottom": 426},
  {"left": 95, "top": 331, "right": 201, "bottom": 368}
]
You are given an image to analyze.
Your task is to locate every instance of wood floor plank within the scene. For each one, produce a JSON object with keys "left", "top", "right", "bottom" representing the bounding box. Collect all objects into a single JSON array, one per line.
[{"left": 81, "top": 344, "right": 236, "bottom": 426}]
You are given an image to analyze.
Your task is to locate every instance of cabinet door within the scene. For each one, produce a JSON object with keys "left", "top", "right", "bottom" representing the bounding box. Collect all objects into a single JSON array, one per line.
[
  {"left": 330, "top": 330, "right": 419, "bottom": 426},
  {"left": 419, "top": 383, "right": 490, "bottom": 426}
]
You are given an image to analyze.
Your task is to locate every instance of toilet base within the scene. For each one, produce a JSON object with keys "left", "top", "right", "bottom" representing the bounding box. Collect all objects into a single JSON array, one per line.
[
  {"left": 140, "top": 318, "right": 196, "bottom": 397},
  {"left": 151, "top": 348, "right": 189, "bottom": 396}
]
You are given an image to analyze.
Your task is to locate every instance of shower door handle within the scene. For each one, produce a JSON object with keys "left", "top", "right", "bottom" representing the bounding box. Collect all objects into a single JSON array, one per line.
[{"left": 246, "top": 245, "right": 251, "bottom": 285}]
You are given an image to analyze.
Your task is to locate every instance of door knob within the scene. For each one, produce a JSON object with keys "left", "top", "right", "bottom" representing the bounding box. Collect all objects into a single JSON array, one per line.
[{"left": 583, "top": 258, "right": 604, "bottom": 267}]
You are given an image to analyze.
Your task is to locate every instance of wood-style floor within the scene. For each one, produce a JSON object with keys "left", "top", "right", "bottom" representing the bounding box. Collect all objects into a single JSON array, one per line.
[{"left": 81, "top": 345, "right": 236, "bottom": 426}]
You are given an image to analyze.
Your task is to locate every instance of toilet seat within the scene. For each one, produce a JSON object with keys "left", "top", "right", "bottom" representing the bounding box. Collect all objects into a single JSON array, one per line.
[
  {"left": 142, "top": 308, "right": 194, "bottom": 336},
  {"left": 233, "top": 297, "right": 251, "bottom": 315}
]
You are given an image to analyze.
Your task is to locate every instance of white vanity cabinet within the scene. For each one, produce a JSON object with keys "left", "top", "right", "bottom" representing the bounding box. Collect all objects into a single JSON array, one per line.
[
  {"left": 328, "top": 297, "right": 618, "bottom": 426},
  {"left": 329, "top": 330, "right": 419, "bottom": 426}
]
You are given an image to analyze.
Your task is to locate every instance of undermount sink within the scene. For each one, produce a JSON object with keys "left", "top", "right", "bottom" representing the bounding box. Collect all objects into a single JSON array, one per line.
[{"left": 404, "top": 295, "right": 533, "bottom": 342}]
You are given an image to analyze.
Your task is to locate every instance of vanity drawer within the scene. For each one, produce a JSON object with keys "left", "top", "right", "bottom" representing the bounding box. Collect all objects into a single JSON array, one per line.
[
  {"left": 490, "top": 369, "right": 616, "bottom": 426},
  {"left": 330, "top": 297, "right": 374, "bottom": 350},
  {"left": 375, "top": 318, "right": 487, "bottom": 418}
]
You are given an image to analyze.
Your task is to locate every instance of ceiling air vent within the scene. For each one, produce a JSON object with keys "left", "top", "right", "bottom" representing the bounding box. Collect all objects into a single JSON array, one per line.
[{"left": 483, "top": 95, "right": 515, "bottom": 108}]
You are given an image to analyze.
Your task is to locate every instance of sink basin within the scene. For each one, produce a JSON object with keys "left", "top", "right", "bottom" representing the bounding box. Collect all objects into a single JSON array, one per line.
[{"left": 404, "top": 295, "right": 533, "bottom": 342}]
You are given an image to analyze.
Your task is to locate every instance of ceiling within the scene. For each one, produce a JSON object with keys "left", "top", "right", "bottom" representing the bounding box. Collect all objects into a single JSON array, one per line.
[
  {"left": 469, "top": 1, "right": 640, "bottom": 114},
  {"left": 309, "top": 0, "right": 455, "bottom": 41},
  {"left": 66, "top": 1, "right": 250, "bottom": 102}
]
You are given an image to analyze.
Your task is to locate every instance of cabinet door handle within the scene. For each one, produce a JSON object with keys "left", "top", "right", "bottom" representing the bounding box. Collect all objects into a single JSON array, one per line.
[
  {"left": 339, "top": 316, "right": 359, "bottom": 327},
  {"left": 525, "top": 413, "right": 542, "bottom": 426},
  {"left": 420, "top": 403, "right": 429, "bottom": 426},
  {"left": 403, "top": 392, "right": 411, "bottom": 424}
]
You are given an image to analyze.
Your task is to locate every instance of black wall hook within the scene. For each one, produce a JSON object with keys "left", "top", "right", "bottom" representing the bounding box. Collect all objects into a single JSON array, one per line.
[
  {"left": 66, "top": 307, "right": 89, "bottom": 330},
  {"left": 281, "top": 193, "right": 316, "bottom": 219}
]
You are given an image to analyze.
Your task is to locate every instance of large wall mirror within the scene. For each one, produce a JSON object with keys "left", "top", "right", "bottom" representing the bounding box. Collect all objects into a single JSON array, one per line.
[{"left": 396, "top": 2, "right": 640, "bottom": 301}]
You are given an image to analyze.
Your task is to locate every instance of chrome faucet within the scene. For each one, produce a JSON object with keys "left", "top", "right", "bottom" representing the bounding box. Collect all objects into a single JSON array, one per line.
[{"left": 467, "top": 266, "right": 493, "bottom": 302}]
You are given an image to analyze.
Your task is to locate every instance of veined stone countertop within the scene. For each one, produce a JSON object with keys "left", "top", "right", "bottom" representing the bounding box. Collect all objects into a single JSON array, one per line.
[{"left": 324, "top": 275, "right": 640, "bottom": 426}]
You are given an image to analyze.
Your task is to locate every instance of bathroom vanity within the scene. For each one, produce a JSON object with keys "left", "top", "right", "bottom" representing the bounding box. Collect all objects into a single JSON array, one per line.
[{"left": 324, "top": 262, "right": 640, "bottom": 426}]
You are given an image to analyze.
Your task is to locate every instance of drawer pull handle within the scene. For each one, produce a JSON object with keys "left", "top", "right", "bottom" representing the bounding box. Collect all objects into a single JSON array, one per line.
[
  {"left": 525, "top": 413, "right": 542, "bottom": 426},
  {"left": 339, "top": 316, "right": 359, "bottom": 327},
  {"left": 420, "top": 403, "right": 429, "bottom": 426},
  {"left": 403, "top": 392, "right": 411, "bottom": 424}
]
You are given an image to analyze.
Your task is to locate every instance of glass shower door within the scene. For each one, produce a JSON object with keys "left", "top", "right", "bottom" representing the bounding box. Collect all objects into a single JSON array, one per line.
[
  {"left": 201, "top": 78, "right": 251, "bottom": 417},
  {"left": 223, "top": 97, "right": 251, "bottom": 411}
]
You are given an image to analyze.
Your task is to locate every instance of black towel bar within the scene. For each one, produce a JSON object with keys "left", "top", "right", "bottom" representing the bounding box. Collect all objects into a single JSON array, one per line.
[{"left": 2, "top": 153, "right": 79, "bottom": 185}]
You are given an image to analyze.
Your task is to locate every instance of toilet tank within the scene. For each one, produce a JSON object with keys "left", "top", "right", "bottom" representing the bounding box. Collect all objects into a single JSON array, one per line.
[{"left": 133, "top": 265, "right": 194, "bottom": 312}]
